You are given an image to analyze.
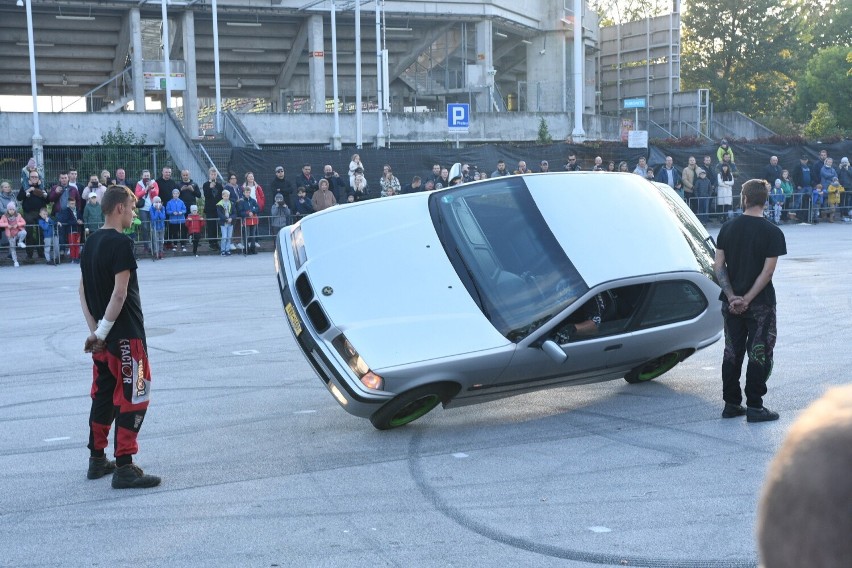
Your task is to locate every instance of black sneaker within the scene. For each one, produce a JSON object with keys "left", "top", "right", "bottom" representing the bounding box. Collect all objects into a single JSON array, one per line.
[
  {"left": 112, "top": 464, "right": 161, "bottom": 489},
  {"left": 87, "top": 456, "right": 116, "bottom": 479},
  {"left": 722, "top": 403, "right": 747, "bottom": 418},
  {"left": 747, "top": 406, "right": 780, "bottom": 423}
]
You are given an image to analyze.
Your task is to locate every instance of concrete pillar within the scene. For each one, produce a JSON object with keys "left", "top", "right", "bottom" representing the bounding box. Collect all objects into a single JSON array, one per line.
[
  {"left": 182, "top": 11, "right": 199, "bottom": 137},
  {"left": 475, "top": 20, "right": 493, "bottom": 112},
  {"left": 130, "top": 8, "right": 145, "bottom": 112},
  {"left": 570, "top": 0, "right": 586, "bottom": 140},
  {"left": 524, "top": 32, "right": 565, "bottom": 113},
  {"left": 307, "top": 15, "right": 326, "bottom": 113}
]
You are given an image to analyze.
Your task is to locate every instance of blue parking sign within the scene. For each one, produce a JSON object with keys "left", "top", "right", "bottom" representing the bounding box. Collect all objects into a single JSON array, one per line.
[{"left": 447, "top": 103, "right": 470, "bottom": 131}]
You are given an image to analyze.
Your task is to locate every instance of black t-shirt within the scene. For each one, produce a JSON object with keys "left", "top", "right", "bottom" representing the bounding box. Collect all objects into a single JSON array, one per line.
[
  {"left": 81, "top": 228, "right": 145, "bottom": 341},
  {"left": 716, "top": 215, "right": 787, "bottom": 305}
]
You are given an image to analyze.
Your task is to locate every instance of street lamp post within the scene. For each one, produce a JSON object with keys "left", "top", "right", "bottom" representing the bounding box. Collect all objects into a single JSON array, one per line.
[
  {"left": 330, "top": 0, "right": 341, "bottom": 149},
  {"left": 23, "top": 0, "right": 43, "bottom": 172},
  {"left": 161, "top": 0, "right": 172, "bottom": 110},
  {"left": 212, "top": 0, "right": 222, "bottom": 132}
]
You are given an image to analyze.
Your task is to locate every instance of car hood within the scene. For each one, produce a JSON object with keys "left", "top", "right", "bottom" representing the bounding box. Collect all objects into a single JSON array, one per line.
[{"left": 294, "top": 195, "right": 511, "bottom": 370}]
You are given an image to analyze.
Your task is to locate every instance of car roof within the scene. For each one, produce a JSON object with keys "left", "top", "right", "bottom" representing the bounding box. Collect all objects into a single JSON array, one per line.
[{"left": 524, "top": 172, "right": 703, "bottom": 288}]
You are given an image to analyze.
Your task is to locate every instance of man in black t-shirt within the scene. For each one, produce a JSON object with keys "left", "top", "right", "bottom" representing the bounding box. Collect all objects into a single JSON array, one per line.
[
  {"left": 714, "top": 179, "right": 787, "bottom": 423},
  {"left": 80, "top": 185, "right": 161, "bottom": 489}
]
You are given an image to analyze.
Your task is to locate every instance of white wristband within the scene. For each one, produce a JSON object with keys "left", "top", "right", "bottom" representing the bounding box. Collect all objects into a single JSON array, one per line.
[{"left": 94, "top": 319, "right": 115, "bottom": 341}]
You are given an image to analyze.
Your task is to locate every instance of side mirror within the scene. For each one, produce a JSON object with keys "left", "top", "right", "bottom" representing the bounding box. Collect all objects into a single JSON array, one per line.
[{"left": 541, "top": 340, "right": 568, "bottom": 364}]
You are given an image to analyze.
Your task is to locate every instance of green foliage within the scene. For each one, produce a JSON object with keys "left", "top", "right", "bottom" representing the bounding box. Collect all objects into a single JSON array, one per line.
[
  {"left": 76, "top": 124, "right": 161, "bottom": 183},
  {"left": 99, "top": 124, "right": 147, "bottom": 146},
  {"left": 681, "top": 0, "right": 801, "bottom": 117},
  {"left": 756, "top": 114, "right": 803, "bottom": 137},
  {"left": 588, "top": 0, "right": 668, "bottom": 26},
  {"left": 803, "top": 103, "right": 841, "bottom": 138},
  {"left": 794, "top": 46, "right": 852, "bottom": 129},
  {"left": 537, "top": 117, "right": 553, "bottom": 145}
]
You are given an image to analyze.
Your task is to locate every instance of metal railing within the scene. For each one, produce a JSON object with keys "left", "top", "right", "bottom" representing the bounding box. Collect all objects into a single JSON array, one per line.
[
  {"left": 223, "top": 111, "right": 260, "bottom": 149},
  {"left": 164, "top": 109, "right": 210, "bottom": 185},
  {"left": 59, "top": 67, "right": 133, "bottom": 113}
]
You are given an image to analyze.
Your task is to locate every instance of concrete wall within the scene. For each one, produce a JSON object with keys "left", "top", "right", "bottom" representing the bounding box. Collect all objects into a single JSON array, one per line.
[
  {"left": 241, "top": 112, "right": 621, "bottom": 145},
  {"left": 712, "top": 112, "right": 776, "bottom": 141},
  {"left": 0, "top": 112, "right": 165, "bottom": 146},
  {"left": 0, "top": 110, "right": 621, "bottom": 146}
]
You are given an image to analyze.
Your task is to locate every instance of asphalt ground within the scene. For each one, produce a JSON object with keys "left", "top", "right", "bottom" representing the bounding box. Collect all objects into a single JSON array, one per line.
[{"left": 1, "top": 223, "right": 850, "bottom": 568}]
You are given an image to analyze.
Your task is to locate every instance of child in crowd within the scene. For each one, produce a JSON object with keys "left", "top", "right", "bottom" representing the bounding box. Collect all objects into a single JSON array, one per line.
[
  {"left": 186, "top": 204, "right": 206, "bottom": 257},
  {"left": 38, "top": 207, "right": 60, "bottom": 266},
  {"left": 122, "top": 210, "right": 142, "bottom": 259},
  {"left": 270, "top": 193, "right": 291, "bottom": 235},
  {"left": 166, "top": 188, "right": 187, "bottom": 252},
  {"left": 294, "top": 187, "right": 314, "bottom": 219},
  {"left": 149, "top": 196, "right": 166, "bottom": 260},
  {"left": 768, "top": 179, "right": 784, "bottom": 225},
  {"left": 1, "top": 202, "right": 27, "bottom": 267},
  {"left": 237, "top": 186, "right": 260, "bottom": 255},
  {"left": 217, "top": 189, "right": 235, "bottom": 256},
  {"left": 56, "top": 197, "right": 83, "bottom": 264},
  {"left": 826, "top": 176, "right": 845, "bottom": 223},
  {"left": 811, "top": 184, "right": 824, "bottom": 224},
  {"left": 83, "top": 193, "right": 104, "bottom": 236}
]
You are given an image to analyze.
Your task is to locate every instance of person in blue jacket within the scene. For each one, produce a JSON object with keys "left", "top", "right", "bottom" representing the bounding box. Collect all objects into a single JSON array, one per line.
[
  {"left": 149, "top": 196, "right": 167, "bottom": 260},
  {"left": 165, "top": 188, "right": 187, "bottom": 252}
]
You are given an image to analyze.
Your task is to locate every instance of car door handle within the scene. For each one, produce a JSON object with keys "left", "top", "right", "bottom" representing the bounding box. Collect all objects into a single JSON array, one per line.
[{"left": 604, "top": 344, "right": 623, "bottom": 351}]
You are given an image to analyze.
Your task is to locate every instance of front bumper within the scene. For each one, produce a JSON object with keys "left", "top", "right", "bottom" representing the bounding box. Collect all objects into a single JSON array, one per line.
[{"left": 275, "top": 234, "right": 393, "bottom": 418}]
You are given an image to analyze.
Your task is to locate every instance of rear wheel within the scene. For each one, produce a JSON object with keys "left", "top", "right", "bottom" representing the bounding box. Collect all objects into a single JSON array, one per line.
[
  {"left": 624, "top": 350, "right": 690, "bottom": 384},
  {"left": 370, "top": 384, "right": 453, "bottom": 430}
]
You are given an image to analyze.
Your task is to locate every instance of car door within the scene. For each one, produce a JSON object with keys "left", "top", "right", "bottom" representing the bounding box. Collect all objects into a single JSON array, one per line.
[
  {"left": 610, "top": 278, "right": 710, "bottom": 372},
  {"left": 485, "top": 290, "right": 639, "bottom": 395}
]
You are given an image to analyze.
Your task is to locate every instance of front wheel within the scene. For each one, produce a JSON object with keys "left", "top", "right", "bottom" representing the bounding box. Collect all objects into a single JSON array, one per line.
[
  {"left": 370, "top": 384, "right": 453, "bottom": 430},
  {"left": 624, "top": 350, "right": 691, "bottom": 384}
]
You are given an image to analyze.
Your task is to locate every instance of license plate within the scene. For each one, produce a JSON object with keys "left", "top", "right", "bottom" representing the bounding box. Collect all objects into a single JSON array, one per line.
[{"left": 285, "top": 303, "right": 303, "bottom": 336}]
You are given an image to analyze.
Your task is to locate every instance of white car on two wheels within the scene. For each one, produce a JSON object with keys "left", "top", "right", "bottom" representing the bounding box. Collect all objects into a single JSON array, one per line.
[{"left": 274, "top": 172, "right": 723, "bottom": 429}]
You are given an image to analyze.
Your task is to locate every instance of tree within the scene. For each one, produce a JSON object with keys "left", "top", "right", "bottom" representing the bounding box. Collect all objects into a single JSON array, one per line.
[
  {"left": 537, "top": 117, "right": 553, "bottom": 144},
  {"left": 681, "top": 0, "right": 801, "bottom": 117},
  {"left": 803, "top": 102, "right": 840, "bottom": 138},
  {"left": 77, "top": 124, "right": 162, "bottom": 183},
  {"left": 588, "top": 0, "right": 669, "bottom": 26},
  {"left": 794, "top": 46, "right": 852, "bottom": 129}
]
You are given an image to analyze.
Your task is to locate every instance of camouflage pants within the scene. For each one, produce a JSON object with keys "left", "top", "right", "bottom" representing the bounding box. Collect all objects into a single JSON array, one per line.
[{"left": 721, "top": 302, "right": 777, "bottom": 408}]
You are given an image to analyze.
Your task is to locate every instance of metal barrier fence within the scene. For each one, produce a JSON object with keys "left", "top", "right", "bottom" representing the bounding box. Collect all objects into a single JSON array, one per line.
[
  {"left": 1, "top": 146, "right": 170, "bottom": 188},
  {"left": 0, "top": 214, "right": 298, "bottom": 266},
  {"left": 682, "top": 193, "right": 849, "bottom": 225}
]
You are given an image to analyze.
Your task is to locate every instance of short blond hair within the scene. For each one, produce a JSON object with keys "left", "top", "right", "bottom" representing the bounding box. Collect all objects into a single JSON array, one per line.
[{"left": 757, "top": 385, "right": 852, "bottom": 568}]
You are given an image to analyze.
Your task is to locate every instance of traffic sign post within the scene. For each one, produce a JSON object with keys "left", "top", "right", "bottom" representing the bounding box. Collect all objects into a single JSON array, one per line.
[{"left": 447, "top": 103, "right": 470, "bottom": 133}]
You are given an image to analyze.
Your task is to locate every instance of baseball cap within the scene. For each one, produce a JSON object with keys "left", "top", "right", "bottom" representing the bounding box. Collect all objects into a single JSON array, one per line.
[{"left": 275, "top": 166, "right": 284, "bottom": 172}]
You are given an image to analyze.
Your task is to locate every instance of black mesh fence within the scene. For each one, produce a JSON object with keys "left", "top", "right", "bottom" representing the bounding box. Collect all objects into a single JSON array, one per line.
[{"left": 229, "top": 140, "right": 852, "bottom": 205}]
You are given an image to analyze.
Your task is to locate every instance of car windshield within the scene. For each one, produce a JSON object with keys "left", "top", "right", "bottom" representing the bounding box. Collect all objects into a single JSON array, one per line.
[{"left": 429, "top": 176, "right": 588, "bottom": 341}]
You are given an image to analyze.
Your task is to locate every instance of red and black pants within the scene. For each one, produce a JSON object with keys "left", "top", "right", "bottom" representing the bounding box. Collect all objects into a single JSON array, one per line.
[{"left": 88, "top": 338, "right": 151, "bottom": 463}]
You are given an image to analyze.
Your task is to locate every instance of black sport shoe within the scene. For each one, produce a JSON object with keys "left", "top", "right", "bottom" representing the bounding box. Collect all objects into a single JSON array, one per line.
[
  {"left": 722, "top": 403, "right": 747, "bottom": 418},
  {"left": 747, "top": 406, "right": 780, "bottom": 423},
  {"left": 111, "top": 464, "right": 162, "bottom": 489},
  {"left": 87, "top": 456, "right": 116, "bottom": 479}
]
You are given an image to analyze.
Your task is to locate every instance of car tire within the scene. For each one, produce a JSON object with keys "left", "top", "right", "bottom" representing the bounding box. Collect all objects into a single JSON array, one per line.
[
  {"left": 369, "top": 383, "right": 455, "bottom": 430},
  {"left": 624, "top": 350, "right": 691, "bottom": 384}
]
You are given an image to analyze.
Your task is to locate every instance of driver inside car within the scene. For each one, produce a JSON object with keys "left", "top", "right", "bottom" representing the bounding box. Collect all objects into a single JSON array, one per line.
[{"left": 553, "top": 291, "right": 616, "bottom": 343}]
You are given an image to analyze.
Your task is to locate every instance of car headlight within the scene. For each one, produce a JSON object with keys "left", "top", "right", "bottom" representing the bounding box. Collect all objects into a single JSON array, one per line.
[
  {"left": 332, "top": 334, "right": 384, "bottom": 391},
  {"left": 291, "top": 225, "right": 307, "bottom": 270}
]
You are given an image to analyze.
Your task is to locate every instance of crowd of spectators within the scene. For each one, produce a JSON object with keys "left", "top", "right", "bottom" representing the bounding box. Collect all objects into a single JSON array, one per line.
[{"left": 3, "top": 144, "right": 850, "bottom": 267}]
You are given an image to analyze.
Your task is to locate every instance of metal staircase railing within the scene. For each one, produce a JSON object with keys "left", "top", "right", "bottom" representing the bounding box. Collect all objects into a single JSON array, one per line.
[
  {"left": 59, "top": 67, "right": 132, "bottom": 113},
  {"left": 164, "top": 109, "right": 210, "bottom": 185}
]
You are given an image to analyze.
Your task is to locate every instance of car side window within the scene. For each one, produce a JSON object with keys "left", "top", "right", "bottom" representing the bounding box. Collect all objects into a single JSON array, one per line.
[
  {"left": 638, "top": 280, "right": 707, "bottom": 329},
  {"left": 550, "top": 284, "right": 648, "bottom": 344}
]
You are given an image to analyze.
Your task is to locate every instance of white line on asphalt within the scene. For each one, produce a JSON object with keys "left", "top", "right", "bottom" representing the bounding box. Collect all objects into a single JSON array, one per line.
[
  {"left": 232, "top": 349, "right": 259, "bottom": 355},
  {"left": 701, "top": 366, "right": 716, "bottom": 370},
  {"left": 588, "top": 526, "right": 612, "bottom": 533},
  {"left": 44, "top": 436, "right": 71, "bottom": 442},
  {"left": 452, "top": 452, "right": 469, "bottom": 458},
  {"left": 294, "top": 410, "right": 317, "bottom": 414}
]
